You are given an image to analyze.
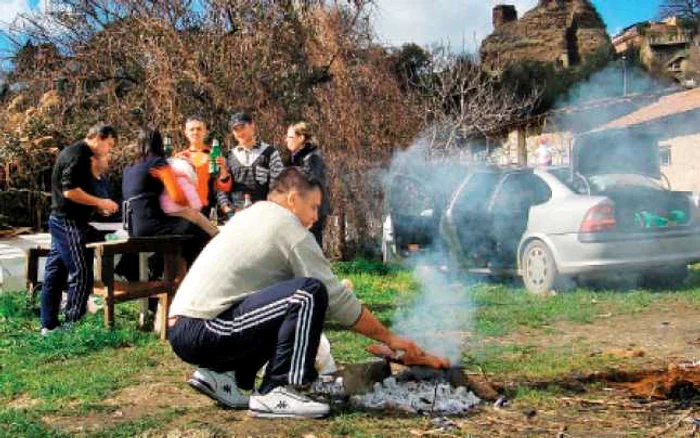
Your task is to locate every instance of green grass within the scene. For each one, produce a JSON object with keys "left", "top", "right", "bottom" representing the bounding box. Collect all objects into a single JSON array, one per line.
[
  {"left": 462, "top": 341, "right": 625, "bottom": 380},
  {"left": 2, "top": 259, "right": 700, "bottom": 436},
  {"left": 0, "top": 408, "right": 71, "bottom": 438},
  {"left": 0, "top": 293, "right": 169, "bottom": 408},
  {"left": 470, "top": 285, "right": 659, "bottom": 336}
]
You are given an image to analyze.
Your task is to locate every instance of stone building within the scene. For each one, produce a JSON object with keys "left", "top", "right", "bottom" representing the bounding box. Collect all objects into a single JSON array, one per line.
[
  {"left": 612, "top": 17, "right": 699, "bottom": 84},
  {"left": 480, "top": 0, "right": 613, "bottom": 72},
  {"left": 601, "top": 87, "right": 700, "bottom": 193}
]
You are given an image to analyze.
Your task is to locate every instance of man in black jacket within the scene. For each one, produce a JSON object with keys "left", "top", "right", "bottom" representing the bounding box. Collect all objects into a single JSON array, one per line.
[{"left": 40, "top": 124, "right": 119, "bottom": 335}]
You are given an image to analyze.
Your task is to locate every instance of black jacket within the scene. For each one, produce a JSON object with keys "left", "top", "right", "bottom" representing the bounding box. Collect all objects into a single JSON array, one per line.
[
  {"left": 50, "top": 141, "right": 95, "bottom": 223},
  {"left": 290, "top": 143, "right": 331, "bottom": 217}
]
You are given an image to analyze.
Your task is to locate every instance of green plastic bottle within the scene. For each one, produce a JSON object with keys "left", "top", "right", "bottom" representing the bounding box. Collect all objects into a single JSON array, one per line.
[
  {"left": 209, "top": 139, "right": 221, "bottom": 175},
  {"left": 163, "top": 136, "right": 173, "bottom": 158}
]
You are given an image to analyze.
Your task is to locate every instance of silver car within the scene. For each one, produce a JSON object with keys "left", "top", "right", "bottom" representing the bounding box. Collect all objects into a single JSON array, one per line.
[{"left": 383, "top": 129, "right": 700, "bottom": 293}]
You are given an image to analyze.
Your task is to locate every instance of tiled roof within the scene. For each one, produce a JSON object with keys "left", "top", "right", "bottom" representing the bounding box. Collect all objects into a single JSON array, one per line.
[{"left": 603, "top": 87, "right": 700, "bottom": 129}]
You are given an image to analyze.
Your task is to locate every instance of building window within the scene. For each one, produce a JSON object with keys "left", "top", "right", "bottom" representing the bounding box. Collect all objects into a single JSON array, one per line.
[{"left": 660, "top": 146, "right": 672, "bottom": 166}]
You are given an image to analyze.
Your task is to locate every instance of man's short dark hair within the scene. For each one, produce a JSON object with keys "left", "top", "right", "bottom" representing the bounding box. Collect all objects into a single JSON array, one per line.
[
  {"left": 270, "top": 167, "right": 322, "bottom": 197},
  {"left": 86, "top": 124, "right": 117, "bottom": 141},
  {"left": 185, "top": 115, "right": 207, "bottom": 127}
]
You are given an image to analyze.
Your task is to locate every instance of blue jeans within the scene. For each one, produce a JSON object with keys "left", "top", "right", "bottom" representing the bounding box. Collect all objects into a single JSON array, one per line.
[{"left": 40, "top": 215, "right": 94, "bottom": 329}]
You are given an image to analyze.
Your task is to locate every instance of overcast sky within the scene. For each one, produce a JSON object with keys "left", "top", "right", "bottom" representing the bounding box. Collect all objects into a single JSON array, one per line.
[{"left": 1, "top": 0, "right": 663, "bottom": 55}]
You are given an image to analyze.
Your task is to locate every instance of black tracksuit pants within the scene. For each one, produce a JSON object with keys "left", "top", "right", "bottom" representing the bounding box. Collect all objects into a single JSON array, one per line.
[{"left": 168, "top": 277, "right": 328, "bottom": 394}]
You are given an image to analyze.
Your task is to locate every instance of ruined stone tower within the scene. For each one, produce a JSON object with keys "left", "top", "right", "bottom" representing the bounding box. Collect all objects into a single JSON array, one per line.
[{"left": 480, "top": 0, "right": 613, "bottom": 71}]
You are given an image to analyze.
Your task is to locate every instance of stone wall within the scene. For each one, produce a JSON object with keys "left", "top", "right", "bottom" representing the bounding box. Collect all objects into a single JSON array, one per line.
[
  {"left": 658, "top": 134, "right": 700, "bottom": 193},
  {"left": 481, "top": 0, "right": 612, "bottom": 71}
]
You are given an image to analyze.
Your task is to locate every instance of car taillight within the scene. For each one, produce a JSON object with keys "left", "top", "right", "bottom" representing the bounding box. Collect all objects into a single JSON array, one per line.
[{"left": 580, "top": 202, "right": 616, "bottom": 233}]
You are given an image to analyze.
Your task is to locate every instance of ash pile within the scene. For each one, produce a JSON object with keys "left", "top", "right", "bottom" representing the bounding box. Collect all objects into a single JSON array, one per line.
[{"left": 350, "top": 366, "right": 481, "bottom": 415}]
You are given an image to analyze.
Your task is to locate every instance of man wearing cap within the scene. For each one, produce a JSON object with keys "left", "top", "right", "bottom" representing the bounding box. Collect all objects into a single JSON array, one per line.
[{"left": 215, "top": 112, "right": 284, "bottom": 217}]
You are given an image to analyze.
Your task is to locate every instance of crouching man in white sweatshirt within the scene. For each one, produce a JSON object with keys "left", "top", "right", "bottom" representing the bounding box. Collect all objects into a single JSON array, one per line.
[{"left": 167, "top": 167, "right": 447, "bottom": 419}]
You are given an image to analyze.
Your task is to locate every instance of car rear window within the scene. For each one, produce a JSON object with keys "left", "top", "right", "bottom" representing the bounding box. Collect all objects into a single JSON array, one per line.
[{"left": 549, "top": 169, "right": 665, "bottom": 195}]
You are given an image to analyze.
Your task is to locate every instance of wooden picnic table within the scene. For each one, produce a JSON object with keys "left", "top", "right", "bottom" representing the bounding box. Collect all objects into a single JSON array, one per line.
[{"left": 26, "top": 231, "right": 190, "bottom": 340}]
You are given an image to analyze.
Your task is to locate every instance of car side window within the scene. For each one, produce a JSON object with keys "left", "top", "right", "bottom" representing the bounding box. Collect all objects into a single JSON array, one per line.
[
  {"left": 531, "top": 175, "right": 552, "bottom": 205},
  {"left": 492, "top": 174, "right": 552, "bottom": 211},
  {"left": 452, "top": 172, "right": 500, "bottom": 218}
]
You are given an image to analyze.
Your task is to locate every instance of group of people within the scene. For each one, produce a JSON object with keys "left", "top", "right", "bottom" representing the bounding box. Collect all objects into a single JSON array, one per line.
[{"left": 40, "top": 112, "right": 447, "bottom": 420}]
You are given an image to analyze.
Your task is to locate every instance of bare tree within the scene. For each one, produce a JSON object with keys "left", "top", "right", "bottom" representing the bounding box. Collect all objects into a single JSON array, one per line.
[
  {"left": 0, "top": 0, "right": 417, "bottom": 256},
  {"left": 659, "top": 0, "right": 700, "bottom": 22},
  {"left": 413, "top": 48, "right": 540, "bottom": 157}
]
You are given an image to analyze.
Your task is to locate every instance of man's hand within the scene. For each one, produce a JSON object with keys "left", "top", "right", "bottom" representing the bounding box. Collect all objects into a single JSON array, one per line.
[
  {"left": 351, "top": 306, "right": 450, "bottom": 369},
  {"left": 385, "top": 335, "right": 422, "bottom": 359},
  {"left": 97, "top": 199, "right": 119, "bottom": 215},
  {"left": 217, "top": 156, "right": 228, "bottom": 179}
]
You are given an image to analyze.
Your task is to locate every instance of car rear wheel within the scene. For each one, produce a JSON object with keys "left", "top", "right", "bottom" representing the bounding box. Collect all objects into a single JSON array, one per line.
[{"left": 521, "top": 240, "right": 562, "bottom": 295}]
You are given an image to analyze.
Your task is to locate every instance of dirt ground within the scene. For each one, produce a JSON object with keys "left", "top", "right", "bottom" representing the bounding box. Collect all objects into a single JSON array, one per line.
[
  {"left": 40, "top": 303, "right": 700, "bottom": 437},
  {"left": 503, "top": 301, "right": 700, "bottom": 368}
]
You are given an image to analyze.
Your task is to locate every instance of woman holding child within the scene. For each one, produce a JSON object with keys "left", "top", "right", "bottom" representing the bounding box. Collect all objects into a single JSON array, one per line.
[{"left": 122, "top": 128, "right": 214, "bottom": 267}]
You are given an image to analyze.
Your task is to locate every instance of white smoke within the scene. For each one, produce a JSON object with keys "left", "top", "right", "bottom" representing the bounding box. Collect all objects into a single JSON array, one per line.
[{"left": 386, "top": 134, "right": 477, "bottom": 365}]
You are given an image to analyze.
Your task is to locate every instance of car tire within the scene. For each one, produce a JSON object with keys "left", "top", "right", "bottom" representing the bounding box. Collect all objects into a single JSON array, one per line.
[
  {"left": 641, "top": 265, "right": 689, "bottom": 290},
  {"left": 521, "top": 240, "right": 563, "bottom": 295}
]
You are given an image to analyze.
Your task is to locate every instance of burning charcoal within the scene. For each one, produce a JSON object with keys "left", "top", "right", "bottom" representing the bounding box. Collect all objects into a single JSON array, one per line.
[
  {"left": 444, "top": 366, "right": 469, "bottom": 387},
  {"left": 352, "top": 374, "right": 481, "bottom": 415},
  {"left": 310, "top": 376, "right": 345, "bottom": 398},
  {"left": 383, "top": 377, "right": 398, "bottom": 388},
  {"left": 395, "top": 366, "right": 444, "bottom": 383}
]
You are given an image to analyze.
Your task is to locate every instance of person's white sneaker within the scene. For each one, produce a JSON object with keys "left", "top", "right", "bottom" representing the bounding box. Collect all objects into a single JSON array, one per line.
[
  {"left": 40, "top": 327, "right": 55, "bottom": 337},
  {"left": 187, "top": 368, "right": 249, "bottom": 409},
  {"left": 40, "top": 323, "right": 71, "bottom": 337},
  {"left": 249, "top": 386, "right": 330, "bottom": 419}
]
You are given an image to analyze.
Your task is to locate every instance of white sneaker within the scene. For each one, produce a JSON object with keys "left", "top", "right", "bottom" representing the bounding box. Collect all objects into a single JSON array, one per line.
[
  {"left": 40, "top": 323, "right": 71, "bottom": 337},
  {"left": 40, "top": 327, "right": 56, "bottom": 337},
  {"left": 249, "top": 386, "right": 330, "bottom": 419},
  {"left": 188, "top": 368, "right": 249, "bottom": 409}
]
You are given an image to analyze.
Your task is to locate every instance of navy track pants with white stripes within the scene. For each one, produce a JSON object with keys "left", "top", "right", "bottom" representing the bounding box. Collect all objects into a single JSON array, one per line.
[
  {"left": 169, "top": 277, "right": 329, "bottom": 394},
  {"left": 40, "top": 215, "right": 95, "bottom": 329}
]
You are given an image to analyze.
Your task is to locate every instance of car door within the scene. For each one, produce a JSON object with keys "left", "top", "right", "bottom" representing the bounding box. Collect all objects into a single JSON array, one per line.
[
  {"left": 488, "top": 172, "right": 552, "bottom": 267},
  {"left": 385, "top": 174, "right": 440, "bottom": 253},
  {"left": 442, "top": 171, "right": 501, "bottom": 267}
]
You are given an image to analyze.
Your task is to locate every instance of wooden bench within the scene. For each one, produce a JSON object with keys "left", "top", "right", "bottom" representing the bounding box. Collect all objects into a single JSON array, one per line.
[
  {"left": 88, "top": 236, "right": 190, "bottom": 340},
  {"left": 26, "top": 235, "right": 190, "bottom": 340}
]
